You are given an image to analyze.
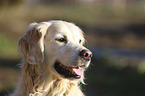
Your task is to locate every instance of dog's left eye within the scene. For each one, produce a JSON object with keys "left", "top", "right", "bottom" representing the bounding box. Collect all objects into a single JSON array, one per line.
[
  {"left": 79, "top": 40, "right": 82, "bottom": 44},
  {"left": 55, "top": 38, "right": 67, "bottom": 43}
]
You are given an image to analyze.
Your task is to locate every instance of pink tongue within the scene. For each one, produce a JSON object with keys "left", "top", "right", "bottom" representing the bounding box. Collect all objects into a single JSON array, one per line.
[{"left": 72, "top": 68, "right": 84, "bottom": 76}]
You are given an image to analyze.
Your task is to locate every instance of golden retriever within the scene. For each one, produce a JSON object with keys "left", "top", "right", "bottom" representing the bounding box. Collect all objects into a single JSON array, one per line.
[{"left": 10, "top": 20, "right": 92, "bottom": 96}]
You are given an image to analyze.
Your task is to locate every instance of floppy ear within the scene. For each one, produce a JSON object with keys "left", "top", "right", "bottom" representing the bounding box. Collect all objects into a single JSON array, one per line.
[{"left": 18, "top": 23, "right": 49, "bottom": 64}]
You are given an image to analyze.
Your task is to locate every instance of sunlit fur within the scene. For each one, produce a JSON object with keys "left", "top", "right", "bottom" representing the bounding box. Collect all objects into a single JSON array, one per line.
[{"left": 10, "top": 20, "right": 91, "bottom": 96}]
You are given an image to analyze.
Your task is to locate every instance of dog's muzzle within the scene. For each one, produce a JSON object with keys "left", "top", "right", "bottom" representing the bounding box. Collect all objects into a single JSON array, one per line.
[{"left": 54, "top": 49, "right": 92, "bottom": 79}]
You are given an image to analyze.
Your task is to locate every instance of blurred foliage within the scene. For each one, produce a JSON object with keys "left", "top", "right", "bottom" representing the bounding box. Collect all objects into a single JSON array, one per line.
[
  {"left": 0, "top": 1, "right": 145, "bottom": 96},
  {"left": 0, "top": 0, "right": 22, "bottom": 6},
  {"left": 138, "top": 61, "right": 145, "bottom": 74}
]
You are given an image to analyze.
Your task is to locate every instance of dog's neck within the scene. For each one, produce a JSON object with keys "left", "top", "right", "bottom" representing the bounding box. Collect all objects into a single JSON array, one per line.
[{"left": 12, "top": 62, "right": 84, "bottom": 96}]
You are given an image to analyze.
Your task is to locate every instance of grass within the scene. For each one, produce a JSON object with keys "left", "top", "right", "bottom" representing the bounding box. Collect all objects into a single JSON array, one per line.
[{"left": 0, "top": 33, "right": 18, "bottom": 59}]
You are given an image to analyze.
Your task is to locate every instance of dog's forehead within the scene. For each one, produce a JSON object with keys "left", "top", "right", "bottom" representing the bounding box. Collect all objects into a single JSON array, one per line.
[{"left": 49, "top": 21, "right": 84, "bottom": 40}]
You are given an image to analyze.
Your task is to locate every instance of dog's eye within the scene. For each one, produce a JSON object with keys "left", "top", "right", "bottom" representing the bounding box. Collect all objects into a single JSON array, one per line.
[
  {"left": 79, "top": 40, "right": 82, "bottom": 44},
  {"left": 55, "top": 38, "right": 66, "bottom": 43}
]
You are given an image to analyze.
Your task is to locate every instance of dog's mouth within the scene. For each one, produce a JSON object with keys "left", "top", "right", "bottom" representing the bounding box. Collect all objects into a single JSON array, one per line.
[{"left": 54, "top": 61, "right": 84, "bottom": 79}]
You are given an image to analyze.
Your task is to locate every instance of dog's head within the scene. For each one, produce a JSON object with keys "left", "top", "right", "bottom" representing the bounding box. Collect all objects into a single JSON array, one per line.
[{"left": 18, "top": 20, "right": 92, "bottom": 80}]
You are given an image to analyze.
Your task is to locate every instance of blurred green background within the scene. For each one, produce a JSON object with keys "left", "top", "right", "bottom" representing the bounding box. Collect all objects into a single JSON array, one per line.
[{"left": 1, "top": 0, "right": 145, "bottom": 96}]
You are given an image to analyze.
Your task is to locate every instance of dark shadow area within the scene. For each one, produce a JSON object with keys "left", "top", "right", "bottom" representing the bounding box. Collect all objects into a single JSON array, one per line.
[
  {"left": 83, "top": 57, "right": 145, "bottom": 96},
  {"left": 0, "top": 89, "right": 13, "bottom": 96},
  {"left": 0, "top": 59, "right": 20, "bottom": 96},
  {"left": 1, "top": 57, "right": 145, "bottom": 96},
  {"left": 0, "top": 59, "right": 20, "bottom": 68}
]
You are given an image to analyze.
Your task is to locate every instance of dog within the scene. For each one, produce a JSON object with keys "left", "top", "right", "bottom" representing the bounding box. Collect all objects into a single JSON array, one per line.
[{"left": 10, "top": 20, "right": 92, "bottom": 96}]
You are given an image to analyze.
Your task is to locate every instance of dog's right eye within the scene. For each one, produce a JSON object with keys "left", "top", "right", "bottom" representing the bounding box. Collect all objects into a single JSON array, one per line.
[{"left": 55, "top": 38, "right": 67, "bottom": 43}]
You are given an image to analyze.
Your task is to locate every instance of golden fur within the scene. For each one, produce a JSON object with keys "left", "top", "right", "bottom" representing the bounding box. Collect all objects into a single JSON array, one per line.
[{"left": 10, "top": 20, "right": 92, "bottom": 96}]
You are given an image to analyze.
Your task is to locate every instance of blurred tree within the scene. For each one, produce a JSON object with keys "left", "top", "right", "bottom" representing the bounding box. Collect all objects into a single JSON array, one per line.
[
  {"left": 40, "top": 0, "right": 78, "bottom": 3},
  {"left": 0, "top": 0, "right": 22, "bottom": 6},
  {"left": 25, "top": 0, "right": 81, "bottom": 3}
]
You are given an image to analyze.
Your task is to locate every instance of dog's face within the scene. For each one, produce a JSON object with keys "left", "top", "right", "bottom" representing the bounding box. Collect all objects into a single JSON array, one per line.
[
  {"left": 44, "top": 21, "right": 92, "bottom": 79},
  {"left": 19, "top": 21, "right": 92, "bottom": 80}
]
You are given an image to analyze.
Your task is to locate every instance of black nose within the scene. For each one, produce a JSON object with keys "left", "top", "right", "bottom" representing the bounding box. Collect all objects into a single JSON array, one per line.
[{"left": 79, "top": 49, "right": 92, "bottom": 61}]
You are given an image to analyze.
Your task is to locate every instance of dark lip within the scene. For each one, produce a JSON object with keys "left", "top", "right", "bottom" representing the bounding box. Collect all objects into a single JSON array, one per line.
[{"left": 54, "top": 61, "right": 81, "bottom": 79}]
